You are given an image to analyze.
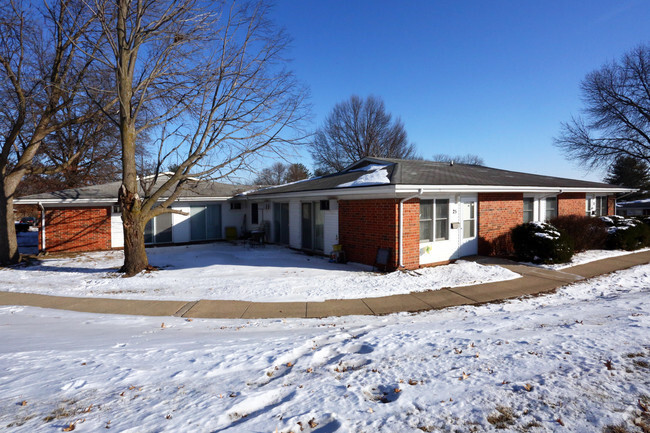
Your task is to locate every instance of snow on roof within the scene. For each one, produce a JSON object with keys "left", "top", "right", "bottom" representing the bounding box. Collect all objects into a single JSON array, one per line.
[{"left": 336, "top": 167, "right": 390, "bottom": 188}]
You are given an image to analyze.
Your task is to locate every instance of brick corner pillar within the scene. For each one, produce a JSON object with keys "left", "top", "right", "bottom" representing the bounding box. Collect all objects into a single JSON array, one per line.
[
  {"left": 558, "top": 192, "right": 586, "bottom": 217},
  {"left": 338, "top": 199, "right": 401, "bottom": 271},
  {"left": 400, "top": 198, "right": 420, "bottom": 270},
  {"left": 607, "top": 195, "right": 616, "bottom": 216},
  {"left": 477, "top": 192, "right": 523, "bottom": 256},
  {"left": 45, "top": 207, "right": 112, "bottom": 252}
]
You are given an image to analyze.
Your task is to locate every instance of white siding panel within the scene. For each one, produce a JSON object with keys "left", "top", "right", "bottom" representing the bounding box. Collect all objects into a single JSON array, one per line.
[
  {"left": 323, "top": 206, "right": 338, "bottom": 254},
  {"left": 289, "top": 200, "right": 301, "bottom": 249},
  {"left": 110, "top": 212, "right": 124, "bottom": 248},
  {"left": 222, "top": 204, "right": 245, "bottom": 239}
]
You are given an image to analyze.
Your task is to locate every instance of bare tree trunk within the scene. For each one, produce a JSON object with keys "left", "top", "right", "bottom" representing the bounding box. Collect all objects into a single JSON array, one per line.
[
  {"left": 119, "top": 184, "right": 148, "bottom": 276},
  {"left": 118, "top": 117, "right": 149, "bottom": 275},
  {"left": 0, "top": 179, "right": 19, "bottom": 265}
]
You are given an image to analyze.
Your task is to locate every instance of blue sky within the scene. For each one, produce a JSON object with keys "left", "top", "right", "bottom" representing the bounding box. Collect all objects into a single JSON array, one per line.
[{"left": 268, "top": 0, "right": 649, "bottom": 181}]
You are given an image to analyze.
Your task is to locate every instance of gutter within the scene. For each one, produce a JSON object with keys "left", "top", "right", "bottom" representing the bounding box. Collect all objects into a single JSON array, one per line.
[
  {"left": 398, "top": 189, "right": 423, "bottom": 268},
  {"left": 38, "top": 202, "right": 45, "bottom": 253}
]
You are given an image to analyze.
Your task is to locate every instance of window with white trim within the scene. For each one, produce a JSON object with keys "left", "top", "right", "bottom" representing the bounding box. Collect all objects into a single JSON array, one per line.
[
  {"left": 523, "top": 198, "right": 534, "bottom": 223},
  {"left": 595, "top": 196, "right": 608, "bottom": 216},
  {"left": 419, "top": 199, "right": 449, "bottom": 242},
  {"left": 545, "top": 197, "right": 557, "bottom": 221}
]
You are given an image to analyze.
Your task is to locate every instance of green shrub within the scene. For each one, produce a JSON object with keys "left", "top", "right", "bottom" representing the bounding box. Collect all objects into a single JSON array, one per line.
[
  {"left": 549, "top": 215, "right": 608, "bottom": 252},
  {"left": 511, "top": 222, "right": 574, "bottom": 264},
  {"left": 601, "top": 216, "right": 650, "bottom": 250}
]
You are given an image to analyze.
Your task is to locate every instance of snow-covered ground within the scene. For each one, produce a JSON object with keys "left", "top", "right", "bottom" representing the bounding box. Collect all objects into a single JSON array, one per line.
[
  {"left": 535, "top": 247, "right": 650, "bottom": 270},
  {"left": 1, "top": 264, "right": 649, "bottom": 432},
  {"left": 1, "top": 243, "right": 519, "bottom": 302}
]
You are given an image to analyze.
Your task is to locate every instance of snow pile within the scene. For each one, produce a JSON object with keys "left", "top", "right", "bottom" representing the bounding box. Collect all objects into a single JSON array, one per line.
[
  {"left": 337, "top": 167, "right": 390, "bottom": 188},
  {"left": 600, "top": 215, "right": 640, "bottom": 233},
  {"left": 0, "top": 243, "right": 519, "bottom": 302},
  {"left": 536, "top": 247, "right": 650, "bottom": 270},
  {"left": 1, "top": 264, "right": 649, "bottom": 432}
]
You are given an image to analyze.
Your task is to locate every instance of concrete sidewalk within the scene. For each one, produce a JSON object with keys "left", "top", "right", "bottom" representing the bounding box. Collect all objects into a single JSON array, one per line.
[{"left": 1, "top": 250, "right": 649, "bottom": 319}]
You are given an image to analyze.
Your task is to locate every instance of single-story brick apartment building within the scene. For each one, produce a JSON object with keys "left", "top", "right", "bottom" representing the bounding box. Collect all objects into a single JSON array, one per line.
[{"left": 15, "top": 157, "right": 631, "bottom": 270}]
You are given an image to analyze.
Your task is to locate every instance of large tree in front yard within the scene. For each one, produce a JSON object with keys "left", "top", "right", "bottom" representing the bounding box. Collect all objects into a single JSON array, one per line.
[
  {"left": 87, "top": 0, "right": 307, "bottom": 276},
  {"left": 0, "top": 0, "right": 113, "bottom": 265},
  {"left": 555, "top": 44, "right": 650, "bottom": 169}
]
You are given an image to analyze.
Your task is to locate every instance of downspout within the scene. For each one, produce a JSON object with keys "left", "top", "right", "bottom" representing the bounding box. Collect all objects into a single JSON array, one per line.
[
  {"left": 398, "top": 189, "right": 423, "bottom": 268},
  {"left": 38, "top": 202, "right": 45, "bottom": 253}
]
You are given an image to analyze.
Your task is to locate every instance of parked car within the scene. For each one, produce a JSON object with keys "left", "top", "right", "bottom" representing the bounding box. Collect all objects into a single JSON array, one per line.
[{"left": 20, "top": 216, "right": 36, "bottom": 226}]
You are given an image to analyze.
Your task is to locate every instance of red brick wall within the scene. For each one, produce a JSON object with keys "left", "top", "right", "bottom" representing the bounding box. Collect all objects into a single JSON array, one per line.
[
  {"left": 338, "top": 199, "right": 400, "bottom": 270},
  {"left": 478, "top": 192, "right": 523, "bottom": 256},
  {"left": 401, "top": 199, "right": 420, "bottom": 269},
  {"left": 607, "top": 195, "right": 615, "bottom": 215},
  {"left": 558, "top": 192, "right": 586, "bottom": 217},
  {"left": 44, "top": 207, "right": 111, "bottom": 252}
]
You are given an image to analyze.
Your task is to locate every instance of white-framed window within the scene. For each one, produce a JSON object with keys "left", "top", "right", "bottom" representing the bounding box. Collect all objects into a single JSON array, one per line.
[
  {"left": 419, "top": 199, "right": 449, "bottom": 242},
  {"left": 595, "top": 196, "right": 608, "bottom": 216},
  {"left": 545, "top": 197, "right": 558, "bottom": 221},
  {"left": 586, "top": 196, "right": 593, "bottom": 216},
  {"left": 112, "top": 204, "right": 121, "bottom": 214},
  {"left": 523, "top": 197, "right": 535, "bottom": 223}
]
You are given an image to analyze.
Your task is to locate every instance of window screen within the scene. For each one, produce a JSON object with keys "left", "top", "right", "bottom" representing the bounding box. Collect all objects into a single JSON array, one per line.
[
  {"left": 435, "top": 199, "right": 449, "bottom": 241},
  {"left": 523, "top": 198, "right": 534, "bottom": 223},
  {"left": 419, "top": 200, "right": 433, "bottom": 242},
  {"left": 545, "top": 197, "right": 557, "bottom": 221}
]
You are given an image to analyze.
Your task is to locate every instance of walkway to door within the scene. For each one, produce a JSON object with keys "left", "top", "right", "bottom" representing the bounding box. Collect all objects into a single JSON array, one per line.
[{"left": 1, "top": 250, "right": 648, "bottom": 318}]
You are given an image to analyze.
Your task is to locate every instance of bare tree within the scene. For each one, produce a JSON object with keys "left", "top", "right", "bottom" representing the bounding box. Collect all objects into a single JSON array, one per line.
[
  {"left": 87, "top": 0, "right": 308, "bottom": 275},
  {"left": 555, "top": 44, "right": 650, "bottom": 169},
  {"left": 254, "top": 162, "right": 287, "bottom": 185},
  {"left": 17, "top": 112, "right": 120, "bottom": 196},
  {"left": 0, "top": 0, "right": 113, "bottom": 264},
  {"left": 432, "top": 153, "right": 484, "bottom": 166},
  {"left": 254, "top": 161, "right": 310, "bottom": 185},
  {"left": 310, "top": 95, "right": 418, "bottom": 173}
]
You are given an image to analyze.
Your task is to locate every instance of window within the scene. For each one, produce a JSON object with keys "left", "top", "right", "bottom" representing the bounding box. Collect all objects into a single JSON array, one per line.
[
  {"left": 585, "top": 196, "right": 593, "bottom": 216},
  {"left": 523, "top": 198, "right": 534, "bottom": 223},
  {"left": 144, "top": 212, "right": 173, "bottom": 244},
  {"left": 190, "top": 204, "right": 222, "bottom": 241},
  {"left": 595, "top": 196, "right": 608, "bottom": 216},
  {"left": 419, "top": 200, "right": 433, "bottom": 242},
  {"left": 545, "top": 197, "right": 557, "bottom": 221},
  {"left": 251, "top": 203, "right": 259, "bottom": 225},
  {"left": 230, "top": 202, "right": 242, "bottom": 210},
  {"left": 462, "top": 201, "right": 476, "bottom": 239},
  {"left": 320, "top": 200, "right": 330, "bottom": 211},
  {"left": 112, "top": 204, "right": 121, "bottom": 214},
  {"left": 419, "top": 199, "right": 449, "bottom": 242},
  {"left": 435, "top": 199, "right": 449, "bottom": 241}
]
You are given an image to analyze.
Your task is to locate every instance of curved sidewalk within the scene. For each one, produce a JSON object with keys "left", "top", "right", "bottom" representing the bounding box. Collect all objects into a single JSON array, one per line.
[{"left": 1, "top": 250, "right": 649, "bottom": 319}]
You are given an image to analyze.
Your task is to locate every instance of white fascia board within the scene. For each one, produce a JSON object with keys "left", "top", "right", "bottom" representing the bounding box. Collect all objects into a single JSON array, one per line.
[
  {"left": 395, "top": 185, "right": 635, "bottom": 194},
  {"left": 16, "top": 196, "right": 232, "bottom": 206}
]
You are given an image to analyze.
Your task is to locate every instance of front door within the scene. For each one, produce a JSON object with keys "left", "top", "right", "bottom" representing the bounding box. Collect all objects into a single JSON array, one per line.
[{"left": 458, "top": 197, "right": 478, "bottom": 257}]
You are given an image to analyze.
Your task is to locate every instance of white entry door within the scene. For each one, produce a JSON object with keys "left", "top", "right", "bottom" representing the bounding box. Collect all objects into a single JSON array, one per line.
[{"left": 458, "top": 197, "right": 478, "bottom": 257}]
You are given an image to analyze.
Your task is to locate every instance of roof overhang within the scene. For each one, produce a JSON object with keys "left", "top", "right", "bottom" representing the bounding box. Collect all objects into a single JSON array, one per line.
[
  {"left": 241, "top": 184, "right": 634, "bottom": 200},
  {"left": 14, "top": 196, "right": 234, "bottom": 206},
  {"left": 394, "top": 184, "right": 635, "bottom": 194}
]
